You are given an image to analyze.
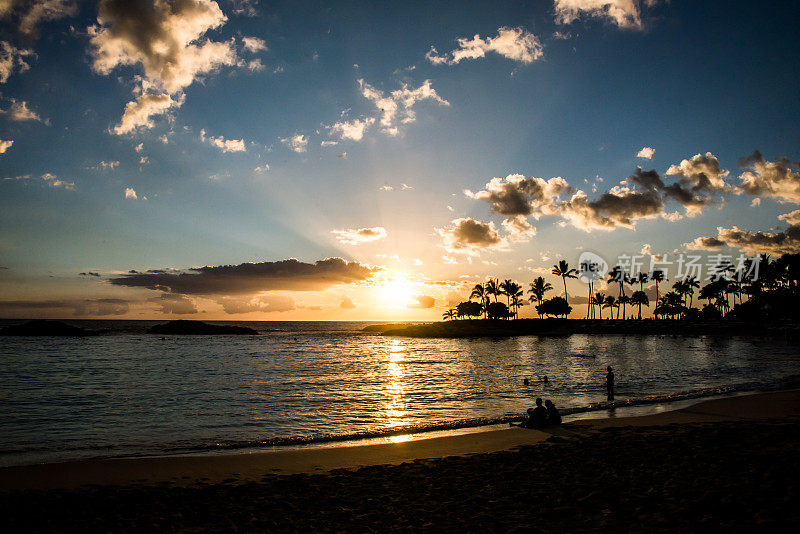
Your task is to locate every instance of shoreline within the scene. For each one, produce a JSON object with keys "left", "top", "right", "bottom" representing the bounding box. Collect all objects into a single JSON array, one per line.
[{"left": 2, "top": 388, "right": 797, "bottom": 492}]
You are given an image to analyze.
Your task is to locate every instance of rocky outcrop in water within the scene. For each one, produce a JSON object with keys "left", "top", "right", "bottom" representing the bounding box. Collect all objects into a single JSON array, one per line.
[
  {"left": 146, "top": 320, "right": 258, "bottom": 335},
  {"left": 0, "top": 320, "right": 100, "bottom": 336}
]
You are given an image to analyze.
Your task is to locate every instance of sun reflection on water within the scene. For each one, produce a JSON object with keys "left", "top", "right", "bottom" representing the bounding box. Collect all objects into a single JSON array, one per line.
[{"left": 385, "top": 339, "right": 408, "bottom": 427}]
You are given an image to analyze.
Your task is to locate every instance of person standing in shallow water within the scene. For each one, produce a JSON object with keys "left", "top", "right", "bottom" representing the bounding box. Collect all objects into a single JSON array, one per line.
[{"left": 606, "top": 366, "right": 615, "bottom": 401}]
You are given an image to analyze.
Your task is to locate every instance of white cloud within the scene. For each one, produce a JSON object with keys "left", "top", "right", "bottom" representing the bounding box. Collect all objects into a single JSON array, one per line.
[
  {"left": 0, "top": 41, "right": 34, "bottom": 83},
  {"left": 1, "top": 98, "right": 46, "bottom": 123},
  {"left": 112, "top": 93, "right": 182, "bottom": 135},
  {"left": 359, "top": 78, "right": 449, "bottom": 136},
  {"left": 329, "top": 117, "right": 375, "bottom": 141},
  {"left": 320, "top": 140, "right": 338, "bottom": 147},
  {"left": 124, "top": 187, "right": 137, "bottom": 199},
  {"left": 94, "top": 160, "right": 120, "bottom": 170},
  {"left": 254, "top": 164, "right": 269, "bottom": 173},
  {"left": 281, "top": 133, "right": 308, "bottom": 153},
  {"left": 134, "top": 142, "right": 143, "bottom": 152},
  {"left": 331, "top": 226, "right": 388, "bottom": 245},
  {"left": 0, "top": 139, "right": 12, "bottom": 153},
  {"left": 640, "top": 243, "right": 651, "bottom": 255},
  {"left": 87, "top": 0, "right": 258, "bottom": 134},
  {"left": 735, "top": 150, "right": 800, "bottom": 204},
  {"left": 380, "top": 185, "right": 393, "bottom": 191},
  {"left": 636, "top": 146, "right": 655, "bottom": 159},
  {"left": 241, "top": 36, "right": 266, "bottom": 53},
  {"left": 41, "top": 172, "right": 74, "bottom": 190},
  {"left": 554, "top": 0, "right": 658, "bottom": 29},
  {"left": 1, "top": 0, "right": 77, "bottom": 35},
  {"left": 426, "top": 26, "right": 544, "bottom": 65},
  {"left": 200, "top": 128, "right": 246, "bottom": 152}
]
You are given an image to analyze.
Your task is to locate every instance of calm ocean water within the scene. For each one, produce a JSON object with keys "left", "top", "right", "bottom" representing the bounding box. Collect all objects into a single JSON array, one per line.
[{"left": 1, "top": 320, "right": 800, "bottom": 467}]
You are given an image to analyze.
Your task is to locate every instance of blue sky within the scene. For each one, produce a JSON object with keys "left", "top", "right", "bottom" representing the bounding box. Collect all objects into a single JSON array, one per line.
[{"left": 1, "top": 0, "right": 799, "bottom": 319}]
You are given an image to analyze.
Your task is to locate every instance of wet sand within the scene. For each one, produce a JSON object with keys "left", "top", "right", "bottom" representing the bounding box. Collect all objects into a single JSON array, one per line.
[{"left": 2, "top": 390, "right": 799, "bottom": 532}]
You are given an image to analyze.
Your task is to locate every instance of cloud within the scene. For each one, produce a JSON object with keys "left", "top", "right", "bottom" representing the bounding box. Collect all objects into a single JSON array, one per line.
[
  {"left": 148, "top": 292, "right": 197, "bottom": 314},
  {"left": 636, "top": 146, "right": 654, "bottom": 159},
  {"left": 200, "top": 128, "right": 246, "bottom": 152},
  {"left": 465, "top": 174, "right": 572, "bottom": 219},
  {"left": 685, "top": 211, "right": 800, "bottom": 255},
  {"left": 553, "top": 0, "right": 660, "bottom": 29},
  {"left": 340, "top": 296, "right": 356, "bottom": 309},
  {"left": 41, "top": 172, "right": 74, "bottom": 190},
  {"left": 241, "top": 36, "right": 266, "bottom": 53},
  {"left": 125, "top": 187, "right": 137, "bottom": 199},
  {"left": 558, "top": 185, "right": 665, "bottom": 230},
  {"left": 88, "top": 0, "right": 257, "bottom": 133},
  {"left": 640, "top": 243, "right": 651, "bottom": 255},
  {"left": 0, "top": 41, "right": 34, "bottom": 83},
  {"left": 79, "top": 271, "right": 101, "bottom": 277},
  {"left": 358, "top": 79, "right": 449, "bottom": 136},
  {"left": 92, "top": 160, "right": 120, "bottom": 170},
  {"left": 0, "top": 139, "right": 12, "bottom": 153},
  {"left": 227, "top": 0, "right": 258, "bottom": 17},
  {"left": 331, "top": 226, "right": 388, "bottom": 245},
  {"left": 426, "top": 27, "right": 544, "bottom": 65},
  {"left": 437, "top": 217, "right": 505, "bottom": 255},
  {"left": 665, "top": 151, "right": 729, "bottom": 191},
  {"left": 0, "top": 0, "right": 77, "bottom": 36},
  {"left": 735, "top": 150, "right": 800, "bottom": 204},
  {"left": 281, "top": 133, "right": 308, "bottom": 152},
  {"left": 328, "top": 117, "right": 375, "bottom": 141},
  {"left": 254, "top": 164, "right": 269, "bottom": 172},
  {"left": 408, "top": 295, "right": 435, "bottom": 309},
  {"left": 216, "top": 295, "right": 295, "bottom": 314},
  {"left": 338, "top": 152, "right": 347, "bottom": 159},
  {"left": 109, "top": 257, "right": 380, "bottom": 295},
  {"left": 112, "top": 92, "right": 182, "bottom": 135},
  {"left": 1, "top": 98, "right": 46, "bottom": 123}
]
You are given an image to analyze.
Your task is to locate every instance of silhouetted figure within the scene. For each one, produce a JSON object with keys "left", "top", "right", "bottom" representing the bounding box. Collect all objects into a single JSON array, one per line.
[
  {"left": 606, "top": 366, "right": 615, "bottom": 401},
  {"left": 523, "top": 378, "right": 530, "bottom": 386},
  {"left": 545, "top": 399, "right": 561, "bottom": 426},
  {"left": 529, "top": 397, "right": 548, "bottom": 428},
  {"left": 542, "top": 375, "right": 549, "bottom": 384}
]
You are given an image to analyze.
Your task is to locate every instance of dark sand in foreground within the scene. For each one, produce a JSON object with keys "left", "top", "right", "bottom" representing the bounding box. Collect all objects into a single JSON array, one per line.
[{"left": 2, "top": 391, "right": 799, "bottom": 532}]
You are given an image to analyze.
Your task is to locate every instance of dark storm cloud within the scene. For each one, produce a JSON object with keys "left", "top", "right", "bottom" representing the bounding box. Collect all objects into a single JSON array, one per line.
[{"left": 109, "top": 258, "right": 380, "bottom": 295}]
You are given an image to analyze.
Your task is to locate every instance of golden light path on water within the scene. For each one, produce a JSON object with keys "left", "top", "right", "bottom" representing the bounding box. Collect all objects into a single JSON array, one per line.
[{"left": 385, "top": 339, "right": 411, "bottom": 443}]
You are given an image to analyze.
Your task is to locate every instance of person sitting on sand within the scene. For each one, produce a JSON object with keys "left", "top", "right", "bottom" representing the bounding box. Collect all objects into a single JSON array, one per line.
[
  {"left": 544, "top": 399, "right": 561, "bottom": 426},
  {"left": 528, "top": 397, "right": 548, "bottom": 428}
]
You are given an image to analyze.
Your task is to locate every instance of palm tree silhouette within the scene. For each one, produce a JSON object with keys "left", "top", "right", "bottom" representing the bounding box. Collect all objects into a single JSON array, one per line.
[
  {"left": 552, "top": 260, "right": 578, "bottom": 305},
  {"left": 618, "top": 294, "right": 631, "bottom": 319},
  {"left": 630, "top": 290, "right": 649, "bottom": 319},
  {"left": 603, "top": 295, "right": 618, "bottom": 319},
  {"left": 684, "top": 276, "right": 700, "bottom": 309},
  {"left": 592, "top": 291, "right": 606, "bottom": 319},
  {"left": 485, "top": 278, "right": 500, "bottom": 303},
  {"left": 469, "top": 283, "right": 489, "bottom": 319},
  {"left": 528, "top": 277, "right": 553, "bottom": 318},
  {"left": 650, "top": 269, "right": 665, "bottom": 316},
  {"left": 442, "top": 309, "right": 456, "bottom": 321}
]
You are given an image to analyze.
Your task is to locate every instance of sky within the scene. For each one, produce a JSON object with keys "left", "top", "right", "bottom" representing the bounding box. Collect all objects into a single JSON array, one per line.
[{"left": 1, "top": 0, "right": 799, "bottom": 320}]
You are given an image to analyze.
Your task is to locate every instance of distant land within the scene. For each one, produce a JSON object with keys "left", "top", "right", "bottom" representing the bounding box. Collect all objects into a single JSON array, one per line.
[{"left": 364, "top": 319, "right": 799, "bottom": 339}]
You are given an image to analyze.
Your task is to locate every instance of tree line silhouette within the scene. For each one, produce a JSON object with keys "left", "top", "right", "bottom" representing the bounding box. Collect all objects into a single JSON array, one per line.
[{"left": 442, "top": 253, "right": 800, "bottom": 322}]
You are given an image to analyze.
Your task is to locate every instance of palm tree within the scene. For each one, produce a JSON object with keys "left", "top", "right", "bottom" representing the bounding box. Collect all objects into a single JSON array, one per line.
[
  {"left": 685, "top": 276, "right": 700, "bottom": 309},
  {"left": 507, "top": 281, "right": 524, "bottom": 318},
  {"left": 469, "top": 283, "right": 489, "bottom": 319},
  {"left": 630, "top": 290, "right": 649, "bottom": 320},
  {"left": 499, "top": 279, "right": 522, "bottom": 316},
  {"left": 485, "top": 278, "right": 500, "bottom": 303},
  {"left": 632, "top": 271, "right": 649, "bottom": 292},
  {"left": 552, "top": 260, "right": 578, "bottom": 304},
  {"left": 603, "top": 295, "right": 618, "bottom": 319},
  {"left": 510, "top": 293, "right": 525, "bottom": 319},
  {"left": 442, "top": 309, "right": 456, "bottom": 321},
  {"left": 592, "top": 292, "right": 606, "bottom": 319},
  {"left": 650, "top": 269, "right": 665, "bottom": 317},
  {"left": 528, "top": 277, "right": 553, "bottom": 318},
  {"left": 618, "top": 294, "right": 631, "bottom": 319}
]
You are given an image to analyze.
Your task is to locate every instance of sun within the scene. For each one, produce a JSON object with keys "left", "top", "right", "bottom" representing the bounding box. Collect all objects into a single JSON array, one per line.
[{"left": 376, "top": 276, "right": 416, "bottom": 308}]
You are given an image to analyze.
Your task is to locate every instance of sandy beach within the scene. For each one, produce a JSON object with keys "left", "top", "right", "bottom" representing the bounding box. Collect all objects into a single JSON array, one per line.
[{"left": 2, "top": 390, "right": 799, "bottom": 531}]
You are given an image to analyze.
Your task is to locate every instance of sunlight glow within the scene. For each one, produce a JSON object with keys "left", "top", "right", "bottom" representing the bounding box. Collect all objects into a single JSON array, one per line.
[
  {"left": 376, "top": 273, "right": 416, "bottom": 309},
  {"left": 384, "top": 339, "right": 408, "bottom": 427}
]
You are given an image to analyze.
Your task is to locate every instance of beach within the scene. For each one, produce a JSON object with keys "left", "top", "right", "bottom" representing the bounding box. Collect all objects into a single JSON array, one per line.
[{"left": 2, "top": 390, "right": 798, "bottom": 532}]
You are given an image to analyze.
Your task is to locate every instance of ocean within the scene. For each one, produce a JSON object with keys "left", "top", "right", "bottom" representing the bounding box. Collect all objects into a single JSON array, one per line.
[{"left": 2, "top": 319, "right": 800, "bottom": 467}]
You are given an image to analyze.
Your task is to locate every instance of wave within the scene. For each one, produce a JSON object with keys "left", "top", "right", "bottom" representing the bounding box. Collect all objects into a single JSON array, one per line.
[{"left": 160, "top": 375, "right": 800, "bottom": 455}]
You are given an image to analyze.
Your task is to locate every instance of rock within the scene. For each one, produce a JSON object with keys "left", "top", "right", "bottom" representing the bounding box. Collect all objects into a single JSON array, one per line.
[
  {"left": 146, "top": 320, "right": 258, "bottom": 335},
  {"left": 0, "top": 320, "right": 100, "bottom": 336}
]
